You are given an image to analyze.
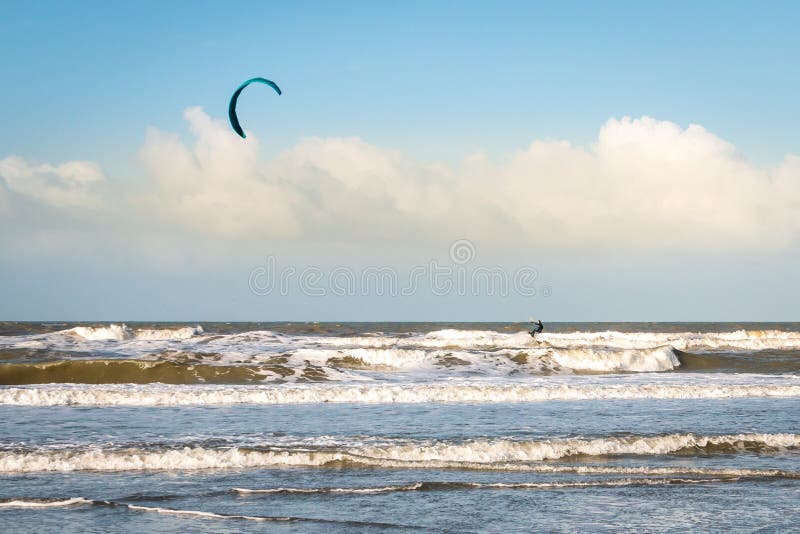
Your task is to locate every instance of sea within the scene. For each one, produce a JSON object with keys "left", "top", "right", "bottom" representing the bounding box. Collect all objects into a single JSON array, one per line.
[{"left": 0, "top": 322, "right": 799, "bottom": 532}]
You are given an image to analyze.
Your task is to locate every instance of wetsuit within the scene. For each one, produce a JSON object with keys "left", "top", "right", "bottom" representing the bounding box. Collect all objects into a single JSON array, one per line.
[{"left": 529, "top": 320, "right": 544, "bottom": 338}]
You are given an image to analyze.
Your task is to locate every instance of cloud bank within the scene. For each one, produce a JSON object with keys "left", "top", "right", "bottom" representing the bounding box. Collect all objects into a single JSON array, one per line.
[
  {"left": 0, "top": 156, "right": 105, "bottom": 210},
  {"left": 2, "top": 109, "right": 799, "bottom": 251}
]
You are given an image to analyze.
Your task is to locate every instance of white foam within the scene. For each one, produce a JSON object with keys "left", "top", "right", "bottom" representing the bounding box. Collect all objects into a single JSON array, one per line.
[
  {"left": 233, "top": 483, "right": 425, "bottom": 494},
  {"left": 66, "top": 324, "right": 203, "bottom": 341},
  {"left": 141, "top": 343, "right": 681, "bottom": 376},
  {"left": 6, "top": 326, "right": 800, "bottom": 356},
  {"left": 134, "top": 326, "right": 203, "bottom": 341},
  {"left": 0, "top": 433, "right": 796, "bottom": 473},
  {"left": 536, "top": 329, "right": 800, "bottom": 351},
  {"left": 306, "top": 328, "right": 800, "bottom": 352},
  {"left": 306, "top": 330, "right": 532, "bottom": 349},
  {"left": 1, "top": 326, "right": 797, "bottom": 383},
  {"left": 69, "top": 324, "right": 131, "bottom": 341},
  {"left": 3, "top": 378, "right": 799, "bottom": 406},
  {"left": 546, "top": 345, "right": 679, "bottom": 372},
  {"left": 0, "top": 497, "right": 91, "bottom": 508},
  {"left": 416, "top": 329, "right": 532, "bottom": 349},
  {"left": 288, "top": 345, "right": 680, "bottom": 374},
  {"left": 357, "top": 433, "right": 800, "bottom": 464},
  {"left": 288, "top": 348, "right": 435, "bottom": 369},
  {"left": 125, "top": 503, "right": 285, "bottom": 522},
  {"left": 232, "top": 478, "right": 733, "bottom": 494}
]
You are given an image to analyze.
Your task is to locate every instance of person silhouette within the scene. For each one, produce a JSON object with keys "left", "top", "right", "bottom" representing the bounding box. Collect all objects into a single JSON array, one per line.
[{"left": 529, "top": 319, "right": 544, "bottom": 338}]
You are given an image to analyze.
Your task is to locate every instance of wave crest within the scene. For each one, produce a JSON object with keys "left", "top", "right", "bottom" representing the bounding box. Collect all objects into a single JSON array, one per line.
[
  {"left": 1, "top": 433, "right": 797, "bottom": 473},
  {"left": 67, "top": 324, "right": 202, "bottom": 341},
  {"left": 4, "top": 380, "right": 800, "bottom": 405},
  {"left": 310, "top": 328, "right": 800, "bottom": 352}
]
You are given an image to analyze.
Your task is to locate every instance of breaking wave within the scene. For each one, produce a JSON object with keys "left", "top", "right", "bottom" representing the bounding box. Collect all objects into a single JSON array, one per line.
[
  {"left": 0, "top": 497, "right": 91, "bottom": 508},
  {"left": 68, "top": 324, "right": 203, "bottom": 341},
  {"left": 307, "top": 328, "right": 800, "bottom": 352},
  {"left": 231, "top": 477, "right": 746, "bottom": 495},
  {"left": 2, "top": 325, "right": 799, "bottom": 382},
  {"left": 246, "top": 344, "right": 680, "bottom": 374},
  {"left": 0, "top": 346, "right": 682, "bottom": 385},
  {"left": 3, "top": 380, "right": 800, "bottom": 406},
  {"left": 0, "top": 359, "right": 331, "bottom": 385},
  {"left": 119, "top": 503, "right": 296, "bottom": 522},
  {"left": 1, "top": 433, "right": 797, "bottom": 473}
]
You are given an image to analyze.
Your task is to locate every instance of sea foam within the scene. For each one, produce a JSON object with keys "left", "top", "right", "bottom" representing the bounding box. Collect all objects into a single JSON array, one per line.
[
  {"left": 0, "top": 433, "right": 797, "bottom": 473},
  {"left": 3, "top": 379, "right": 799, "bottom": 406},
  {"left": 67, "top": 324, "right": 202, "bottom": 341}
]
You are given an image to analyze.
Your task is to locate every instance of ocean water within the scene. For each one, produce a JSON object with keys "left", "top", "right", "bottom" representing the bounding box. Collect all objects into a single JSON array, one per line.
[{"left": 1, "top": 322, "right": 799, "bottom": 532}]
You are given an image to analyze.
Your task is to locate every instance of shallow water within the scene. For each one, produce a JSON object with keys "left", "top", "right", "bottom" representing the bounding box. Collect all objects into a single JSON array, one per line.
[{"left": 1, "top": 323, "right": 799, "bottom": 531}]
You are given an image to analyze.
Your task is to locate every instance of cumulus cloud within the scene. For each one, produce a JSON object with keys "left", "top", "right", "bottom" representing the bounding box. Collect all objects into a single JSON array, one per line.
[
  {"left": 0, "top": 156, "right": 105, "bottom": 209},
  {"left": 483, "top": 117, "right": 800, "bottom": 249},
  {"left": 138, "top": 107, "right": 301, "bottom": 238},
  {"left": 3, "top": 110, "right": 800, "bottom": 251}
]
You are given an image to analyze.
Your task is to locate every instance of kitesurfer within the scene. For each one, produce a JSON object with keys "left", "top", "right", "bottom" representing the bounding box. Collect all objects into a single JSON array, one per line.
[{"left": 529, "top": 319, "right": 544, "bottom": 338}]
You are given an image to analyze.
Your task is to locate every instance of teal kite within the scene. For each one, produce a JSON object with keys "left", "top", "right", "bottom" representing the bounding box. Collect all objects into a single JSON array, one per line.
[{"left": 228, "top": 77, "right": 282, "bottom": 139}]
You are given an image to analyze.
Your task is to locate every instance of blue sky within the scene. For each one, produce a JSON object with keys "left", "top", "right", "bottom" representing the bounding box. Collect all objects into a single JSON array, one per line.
[
  {"left": 3, "top": 1, "right": 799, "bottom": 167},
  {"left": 1, "top": 1, "right": 799, "bottom": 320}
]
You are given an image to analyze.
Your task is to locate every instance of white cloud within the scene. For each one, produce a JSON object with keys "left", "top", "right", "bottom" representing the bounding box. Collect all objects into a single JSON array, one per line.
[
  {"left": 0, "top": 156, "right": 105, "bottom": 209},
  {"left": 482, "top": 116, "right": 800, "bottom": 249},
  {"left": 138, "top": 107, "right": 301, "bottom": 238},
  {"left": 3, "top": 111, "right": 800, "bottom": 251}
]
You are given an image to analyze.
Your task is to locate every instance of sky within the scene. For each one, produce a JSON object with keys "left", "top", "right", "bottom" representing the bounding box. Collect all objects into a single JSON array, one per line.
[{"left": 1, "top": 0, "right": 799, "bottom": 321}]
